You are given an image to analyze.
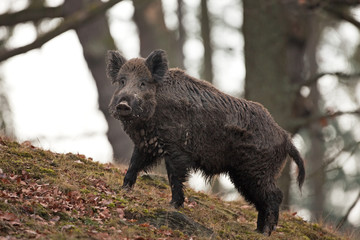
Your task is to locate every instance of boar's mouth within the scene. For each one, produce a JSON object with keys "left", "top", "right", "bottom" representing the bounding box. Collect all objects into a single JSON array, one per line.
[{"left": 116, "top": 101, "right": 132, "bottom": 116}]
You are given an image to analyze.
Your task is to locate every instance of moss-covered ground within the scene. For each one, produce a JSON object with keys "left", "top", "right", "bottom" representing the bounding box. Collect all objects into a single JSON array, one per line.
[{"left": 0, "top": 136, "right": 350, "bottom": 239}]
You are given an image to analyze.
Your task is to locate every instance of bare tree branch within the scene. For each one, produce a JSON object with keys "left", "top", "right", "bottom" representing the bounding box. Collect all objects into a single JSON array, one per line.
[
  {"left": 306, "top": 141, "right": 360, "bottom": 180},
  {"left": 299, "top": 72, "right": 360, "bottom": 89},
  {"left": 291, "top": 109, "right": 360, "bottom": 130},
  {"left": 324, "top": 4, "right": 360, "bottom": 30},
  {"left": 0, "top": 0, "right": 123, "bottom": 63},
  {"left": 0, "top": 6, "right": 65, "bottom": 27},
  {"left": 337, "top": 190, "right": 360, "bottom": 229},
  {"left": 302, "top": 0, "right": 360, "bottom": 9}
]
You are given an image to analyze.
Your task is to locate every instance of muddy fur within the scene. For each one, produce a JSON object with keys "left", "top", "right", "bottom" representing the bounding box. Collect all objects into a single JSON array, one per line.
[{"left": 107, "top": 49, "right": 305, "bottom": 236}]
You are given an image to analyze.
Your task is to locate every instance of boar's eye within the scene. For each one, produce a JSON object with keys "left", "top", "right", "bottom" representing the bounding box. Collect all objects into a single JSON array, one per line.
[
  {"left": 139, "top": 81, "right": 146, "bottom": 89},
  {"left": 117, "top": 77, "right": 126, "bottom": 87}
]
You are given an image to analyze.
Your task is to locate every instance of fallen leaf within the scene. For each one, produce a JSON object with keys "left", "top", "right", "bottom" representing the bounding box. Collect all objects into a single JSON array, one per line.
[
  {"left": 139, "top": 223, "right": 150, "bottom": 228},
  {"left": 24, "top": 230, "right": 37, "bottom": 236},
  {"left": 116, "top": 208, "right": 125, "bottom": 219},
  {"left": 237, "top": 215, "right": 247, "bottom": 223},
  {"left": 61, "top": 225, "right": 75, "bottom": 231},
  {"left": 240, "top": 205, "right": 251, "bottom": 209},
  {"left": 50, "top": 216, "right": 60, "bottom": 222},
  {"left": 22, "top": 141, "right": 33, "bottom": 147},
  {"left": 9, "top": 220, "right": 21, "bottom": 226},
  {"left": 1, "top": 212, "right": 17, "bottom": 221},
  {"left": 9, "top": 174, "right": 18, "bottom": 181},
  {"left": 187, "top": 201, "right": 197, "bottom": 208}
]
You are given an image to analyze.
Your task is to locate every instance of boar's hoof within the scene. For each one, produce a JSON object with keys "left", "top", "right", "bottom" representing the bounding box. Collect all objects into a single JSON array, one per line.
[
  {"left": 170, "top": 200, "right": 184, "bottom": 209},
  {"left": 121, "top": 183, "right": 133, "bottom": 191},
  {"left": 116, "top": 101, "right": 132, "bottom": 116},
  {"left": 256, "top": 224, "right": 275, "bottom": 236}
]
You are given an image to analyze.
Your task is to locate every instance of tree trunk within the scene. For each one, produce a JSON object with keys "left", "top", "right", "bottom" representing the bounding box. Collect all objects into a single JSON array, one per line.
[
  {"left": 242, "top": 0, "right": 325, "bottom": 208},
  {"left": 177, "top": 0, "right": 185, "bottom": 69},
  {"left": 64, "top": 0, "right": 133, "bottom": 163},
  {"left": 200, "top": 0, "right": 213, "bottom": 83},
  {"left": 304, "top": 15, "right": 325, "bottom": 221},
  {"left": 243, "top": 0, "right": 294, "bottom": 207},
  {"left": 132, "top": 0, "right": 183, "bottom": 68}
]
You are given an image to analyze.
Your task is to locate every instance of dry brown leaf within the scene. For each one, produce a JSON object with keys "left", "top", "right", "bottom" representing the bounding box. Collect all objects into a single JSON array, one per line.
[{"left": 1, "top": 212, "right": 18, "bottom": 221}]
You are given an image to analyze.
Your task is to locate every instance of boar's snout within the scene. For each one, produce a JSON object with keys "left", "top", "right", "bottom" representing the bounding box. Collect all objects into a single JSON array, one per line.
[{"left": 116, "top": 101, "right": 132, "bottom": 116}]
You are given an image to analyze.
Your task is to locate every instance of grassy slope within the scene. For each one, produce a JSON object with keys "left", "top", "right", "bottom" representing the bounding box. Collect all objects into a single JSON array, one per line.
[{"left": 0, "top": 136, "right": 347, "bottom": 239}]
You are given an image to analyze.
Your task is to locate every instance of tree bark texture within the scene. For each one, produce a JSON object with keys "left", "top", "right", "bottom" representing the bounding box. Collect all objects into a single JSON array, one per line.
[
  {"left": 64, "top": 0, "right": 133, "bottom": 163},
  {"left": 304, "top": 14, "right": 325, "bottom": 221},
  {"left": 200, "top": 0, "right": 213, "bottom": 83},
  {"left": 132, "top": 0, "right": 183, "bottom": 68},
  {"left": 177, "top": 0, "right": 186, "bottom": 69},
  {"left": 242, "top": 0, "right": 324, "bottom": 208},
  {"left": 243, "top": 0, "right": 293, "bottom": 208}
]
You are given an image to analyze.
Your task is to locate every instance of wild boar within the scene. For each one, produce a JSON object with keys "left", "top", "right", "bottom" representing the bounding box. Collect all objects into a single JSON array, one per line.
[{"left": 106, "top": 49, "right": 305, "bottom": 236}]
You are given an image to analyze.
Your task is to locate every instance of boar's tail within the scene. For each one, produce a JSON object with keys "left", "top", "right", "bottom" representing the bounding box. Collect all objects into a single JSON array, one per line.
[{"left": 287, "top": 141, "right": 305, "bottom": 191}]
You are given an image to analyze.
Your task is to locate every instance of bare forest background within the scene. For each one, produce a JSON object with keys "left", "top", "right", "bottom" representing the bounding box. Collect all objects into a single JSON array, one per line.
[{"left": 0, "top": 0, "right": 360, "bottom": 235}]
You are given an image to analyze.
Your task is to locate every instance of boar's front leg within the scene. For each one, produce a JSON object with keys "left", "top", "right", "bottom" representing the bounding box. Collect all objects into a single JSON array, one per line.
[
  {"left": 164, "top": 153, "right": 190, "bottom": 208},
  {"left": 123, "top": 147, "right": 147, "bottom": 189}
]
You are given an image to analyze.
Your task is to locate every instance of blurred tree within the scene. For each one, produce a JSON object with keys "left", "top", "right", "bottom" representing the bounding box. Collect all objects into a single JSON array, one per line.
[
  {"left": 0, "top": 19, "right": 13, "bottom": 136},
  {"left": 242, "top": 0, "right": 296, "bottom": 208},
  {"left": 177, "top": 0, "right": 186, "bottom": 68},
  {"left": 0, "top": 78, "right": 13, "bottom": 136},
  {"left": 133, "top": 0, "right": 183, "bottom": 68},
  {"left": 0, "top": 0, "right": 123, "bottom": 62},
  {"left": 200, "top": 0, "right": 213, "bottom": 83},
  {"left": 63, "top": 0, "right": 133, "bottom": 163},
  {"left": 243, "top": 0, "right": 360, "bottom": 227},
  {"left": 0, "top": 0, "right": 132, "bottom": 163}
]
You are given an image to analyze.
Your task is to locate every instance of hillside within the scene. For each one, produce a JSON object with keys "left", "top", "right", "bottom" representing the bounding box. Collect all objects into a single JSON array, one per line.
[{"left": 0, "top": 136, "right": 348, "bottom": 239}]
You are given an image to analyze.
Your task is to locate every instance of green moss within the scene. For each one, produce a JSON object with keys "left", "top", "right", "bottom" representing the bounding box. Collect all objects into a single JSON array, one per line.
[
  {"left": 81, "top": 217, "right": 98, "bottom": 226},
  {"left": 108, "top": 202, "right": 116, "bottom": 208},
  {"left": 38, "top": 167, "right": 56, "bottom": 175},
  {"left": 80, "top": 188, "right": 90, "bottom": 194},
  {"left": 32, "top": 203, "right": 51, "bottom": 220}
]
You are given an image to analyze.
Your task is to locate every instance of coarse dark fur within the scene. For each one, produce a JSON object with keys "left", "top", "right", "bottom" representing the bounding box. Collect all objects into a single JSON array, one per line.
[{"left": 106, "top": 49, "right": 305, "bottom": 236}]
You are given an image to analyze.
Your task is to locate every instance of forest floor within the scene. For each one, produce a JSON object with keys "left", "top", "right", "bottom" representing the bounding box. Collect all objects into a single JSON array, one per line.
[{"left": 0, "top": 136, "right": 353, "bottom": 239}]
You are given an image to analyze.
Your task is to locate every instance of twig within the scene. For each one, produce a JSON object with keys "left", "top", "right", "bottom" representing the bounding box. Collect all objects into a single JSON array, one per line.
[
  {"left": 336, "top": 190, "right": 360, "bottom": 229},
  {"left": 0, "top": 0, "right": 123, "bottom": 63},
  {"left": 290, "top": 109, "right": 360, "bottom": 130},
  {"left": 0, "top": 6, "right": 64, "bottom": 26},
  {"left": 299, "top": 72, "right": 360, "bottom": 90},
  {"left": 324, "top": 5, "right": 360, "bottom": 30},
  {"left": 306, "top": 141, "right": 360, "bottom": 180}
]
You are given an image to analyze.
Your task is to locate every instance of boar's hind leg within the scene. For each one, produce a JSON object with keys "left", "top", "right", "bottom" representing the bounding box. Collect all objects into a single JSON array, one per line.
[
  {"left": 257, "top": 185, "right": 282, "bottom": 236},
  {"left": 229, "top": 171, "right": 282, "bottom": 236},
  {"left": 164, "top": 155, "right": 189, "bottom": 208},
  {"left": 123, "top": 147, "right": 150, "bottom": 189}
]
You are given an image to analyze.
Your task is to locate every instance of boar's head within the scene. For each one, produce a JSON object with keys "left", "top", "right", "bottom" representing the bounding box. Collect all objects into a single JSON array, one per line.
[{"left": 106, "top": 50, "right": 168, "bottom": 122}]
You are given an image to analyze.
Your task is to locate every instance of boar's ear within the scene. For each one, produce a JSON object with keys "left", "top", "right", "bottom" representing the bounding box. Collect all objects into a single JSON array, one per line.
[
  {"left": 145, "top": 49, "right": 169, "bottom": 83},
  {"left": 106, "top": 50, "right": 127, "bottom": 83}
]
